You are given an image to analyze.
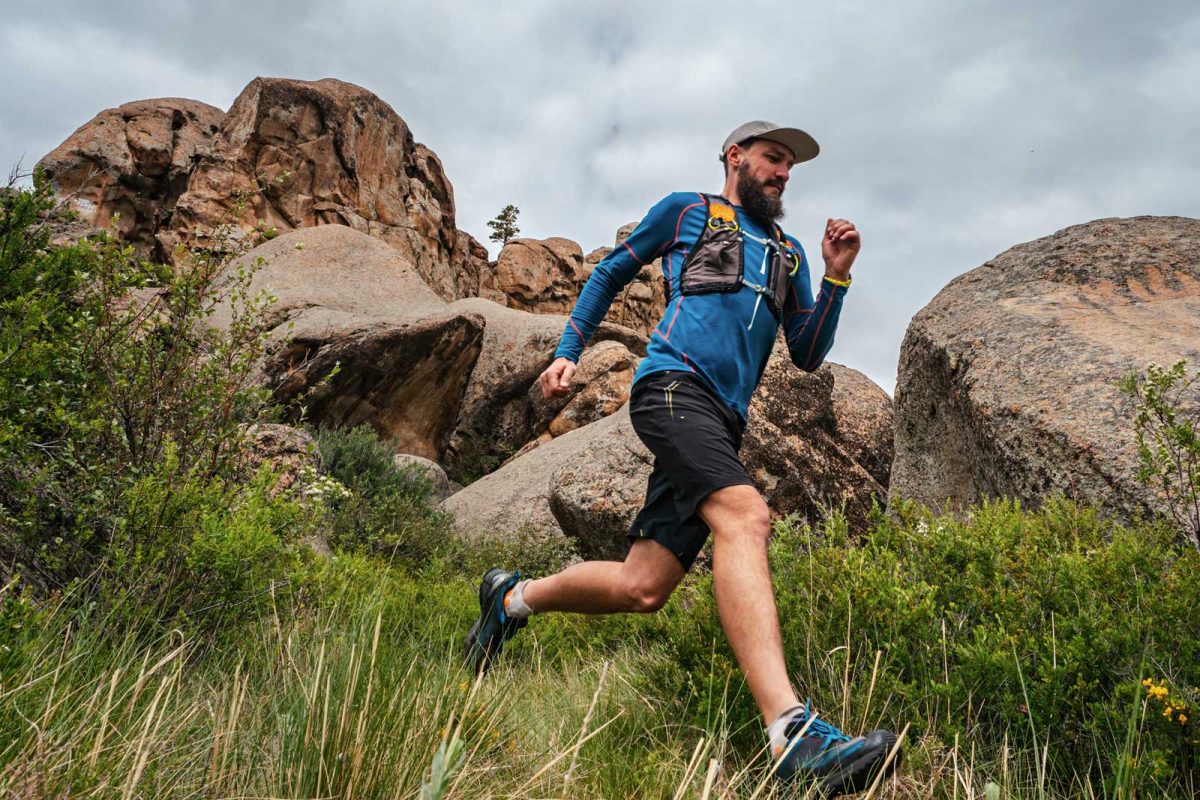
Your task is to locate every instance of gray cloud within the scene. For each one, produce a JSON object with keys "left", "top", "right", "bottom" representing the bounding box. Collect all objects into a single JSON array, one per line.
[{"left": 3, "top": 1, "right": 1197, "bottom": 392}]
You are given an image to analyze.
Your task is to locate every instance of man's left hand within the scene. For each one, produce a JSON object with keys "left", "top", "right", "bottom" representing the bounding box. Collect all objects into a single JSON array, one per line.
[{"left": 821, "top": 217, "right": 860, "bottom": 280}]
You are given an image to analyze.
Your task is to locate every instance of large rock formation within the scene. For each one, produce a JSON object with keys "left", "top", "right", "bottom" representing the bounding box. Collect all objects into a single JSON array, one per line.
[
  {"left": 890, "top": 216, "right": 1200, "bottom": 520},
  {"left": 742, "top": 353, "right": 887, "bottom": 527},
  {"left": 38, "top": 98, "right": 223, "bottom": 259},
  {"left": 828, "top": 363, "right": 895, "bottom": 487},
  {"left": 487, "top": 237, "right": 585, "bottom": 314},
  {"left": 38, "top": 78, "right": 491, "bottom": 301},
  {"left": 442, "top": 297, "right": 645, "bottom": 482},
  {"left": 163, "top": 77, "right": 485, "bottom": 300},
  {"left": 442, "top": 407, "right": 651, "bottom": 559},
  {"left": 213, "top": 225, "right": 485, "bottom": 460},
  {"left": 475, "top": 224, "right": 667, "bottom": 338}
]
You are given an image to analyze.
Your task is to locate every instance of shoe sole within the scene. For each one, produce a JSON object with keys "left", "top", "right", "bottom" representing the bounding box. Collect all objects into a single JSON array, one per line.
[
  {"left": 818, "top": 730, "right": 901, "bottom": 796},
  {"left": 463, "top": 568, "right": 510, "bottom": 675}
]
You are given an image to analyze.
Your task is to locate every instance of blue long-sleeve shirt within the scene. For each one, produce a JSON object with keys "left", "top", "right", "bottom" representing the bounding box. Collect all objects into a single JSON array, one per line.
[{"left": 555, "top": 191, "right": 847, "bottom": 421}]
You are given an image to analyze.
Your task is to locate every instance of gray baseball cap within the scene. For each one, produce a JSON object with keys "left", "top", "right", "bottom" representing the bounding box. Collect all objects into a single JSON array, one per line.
[{"left": 720, "top": 121, "right": 820, "bottom": 164}]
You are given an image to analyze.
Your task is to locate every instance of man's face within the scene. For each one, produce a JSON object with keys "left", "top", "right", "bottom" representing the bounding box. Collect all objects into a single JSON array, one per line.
[{"left": 732, "top": 139, "right": 794, "bottom": 224}]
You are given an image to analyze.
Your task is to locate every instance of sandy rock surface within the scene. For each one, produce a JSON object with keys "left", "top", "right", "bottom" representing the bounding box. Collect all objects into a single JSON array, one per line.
[
  {"left": 38, "top": 98, "right": 223, "bottom": 259},
  {"left": 442, "top": 407, "right": 650, "bottom": 558},
  {"left": 490, "top": 237, "right": 586, "bottom": 314},
  {"left": 215, "top": 225, "right": 484, "bottom": 461},
  {"left": 891, "top": 215, "right": 1200, "bottom": 520}
]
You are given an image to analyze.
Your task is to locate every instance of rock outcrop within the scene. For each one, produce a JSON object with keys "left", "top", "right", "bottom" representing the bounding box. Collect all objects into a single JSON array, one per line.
[
  {"left": 828, "top": 363, "right": 895, "bottom": 488},
  {"left": 517, "top": 340, "right": 640, "bottom": 458},
  {"left": 39, "top": 78, "right": 491, "bottom": 301},
  {"left": 38, "top": 98, "right": 224, "bottom": 259},
  {"left": 475, "top": 224, "right": 667, "bottom": 338},
  {"left": 741, "top": 352, "right": 886, "bottom": 527},
  {"left": 442, "top": 407, "right": 651, "bottom": 559},
  {"left": 213, "top": 225, "right": 485, "bottom": 460},
  {"left": 442, "top": 297, "right": 646, "bottom": 482},
  {"left": 163, "top": 77, "right": 484, "bottom": 300},
  {"left": 488, "top": 237, "right": 585, "bottom": 314},
  {"left": 890, "top": 216, "right": 1200, "bottom": 520}
]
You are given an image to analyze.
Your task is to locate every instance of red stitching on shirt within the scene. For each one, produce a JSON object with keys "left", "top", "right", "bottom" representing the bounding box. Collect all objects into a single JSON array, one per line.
[
  {"left": 568, "top": 317, "right": 587, "bottom": 347},
  {"left": 664, "top": 295, "right": 684, "bottom": 339},
  {"left": 673, "top": 199, "right": 706, "bottom": 244},
  {"left": 622, "top": 240, "right": 647, "bottom": 265},
  {"left": 803, "top": 289, "right": 833, "bottom": 368}
]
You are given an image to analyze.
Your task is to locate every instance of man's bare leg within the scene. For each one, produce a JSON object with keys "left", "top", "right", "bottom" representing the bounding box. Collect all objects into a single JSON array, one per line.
[
  {"left": 699, "top": 484, "right": 798, "bottom": 724},
  {"left": 522, "top": 539, "right": 685, "bottom": 614}
]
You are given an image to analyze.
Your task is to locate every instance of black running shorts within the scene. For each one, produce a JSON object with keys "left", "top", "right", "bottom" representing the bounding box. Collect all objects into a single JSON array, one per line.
[{"left": 627, "top": 370, "right": 755, "bottom": 570}]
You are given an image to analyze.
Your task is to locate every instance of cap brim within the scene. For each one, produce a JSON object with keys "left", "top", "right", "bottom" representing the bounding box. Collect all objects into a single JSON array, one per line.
[{"left": 758, "top": 128, "right": 820, "bottom": 164}]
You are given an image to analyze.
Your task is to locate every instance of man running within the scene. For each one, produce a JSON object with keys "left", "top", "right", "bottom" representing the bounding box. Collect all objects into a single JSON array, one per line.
[{"left": 464, "top": 121, "right": 901, "bottom": 795}]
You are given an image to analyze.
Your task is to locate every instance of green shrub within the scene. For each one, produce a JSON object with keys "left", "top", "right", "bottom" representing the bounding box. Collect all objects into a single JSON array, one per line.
[
  {"left": 0, "top": 170, "right": 292, "bottom": 632},
  {"left": 314, "top": 425, "right": 454, "bottom": 562},
  {"left": 1119, "top": 360, "right": 1200, "bottom": 549}
]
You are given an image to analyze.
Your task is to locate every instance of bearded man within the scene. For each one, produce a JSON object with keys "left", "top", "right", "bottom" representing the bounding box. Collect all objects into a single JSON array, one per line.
[{"left": 464, "top": 121, "right": 901, "bottom": 795}]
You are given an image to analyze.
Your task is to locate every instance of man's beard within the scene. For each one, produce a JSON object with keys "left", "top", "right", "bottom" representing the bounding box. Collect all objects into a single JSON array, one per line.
[{"left": 736, "top": 162, "right": 785, "bottom": 225}]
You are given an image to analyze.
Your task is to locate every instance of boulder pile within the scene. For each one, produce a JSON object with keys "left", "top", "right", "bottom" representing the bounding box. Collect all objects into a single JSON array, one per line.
[{"left": 39, "top": 75, "right": 907, "bottom": 560}]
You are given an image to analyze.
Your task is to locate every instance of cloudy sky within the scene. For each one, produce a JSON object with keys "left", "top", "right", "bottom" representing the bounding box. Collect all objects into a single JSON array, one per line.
[{"left": 3, "top": 1, "right": 1197, "bottom": 392}]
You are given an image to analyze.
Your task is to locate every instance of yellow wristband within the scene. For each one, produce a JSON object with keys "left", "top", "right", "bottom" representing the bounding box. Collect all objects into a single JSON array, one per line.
[{"left": 823, "top": 275, "right": 852, "bottom": 288}]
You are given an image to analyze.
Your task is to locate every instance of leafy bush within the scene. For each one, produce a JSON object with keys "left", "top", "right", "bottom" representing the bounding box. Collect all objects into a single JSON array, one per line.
[
  {"left": 314, "top": 425, "right": 577, "bottom": 576},
  {"left": 314, "top": 425, "right": 452, "bottom": 561},
  {"left": 1119, "top": 360, "right": 1199, "bottom": 548},
  {"left": 0, "top": 170, "right": 296, "bottom": 631}
]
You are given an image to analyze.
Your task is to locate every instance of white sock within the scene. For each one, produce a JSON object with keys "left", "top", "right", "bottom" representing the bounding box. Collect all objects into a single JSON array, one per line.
[
  {"left": 766, "top": 703, "right": 808, "bottom": 754},
  {"left": 503, "top": 579, "right": 534, "bottom": 619}
]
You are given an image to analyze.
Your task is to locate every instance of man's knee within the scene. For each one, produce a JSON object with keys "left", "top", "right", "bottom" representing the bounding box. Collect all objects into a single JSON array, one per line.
[
  {"left": 618, "top": 569, "right": 679, "bottom": 613},
  {"left": 703, "top": 486, "right": 772, "bottom": 546}
]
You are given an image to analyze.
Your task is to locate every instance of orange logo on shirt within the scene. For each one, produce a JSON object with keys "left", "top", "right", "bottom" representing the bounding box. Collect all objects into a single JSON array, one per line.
[{"left": 709, "top": 203, "right": 736, "bottom": 223}]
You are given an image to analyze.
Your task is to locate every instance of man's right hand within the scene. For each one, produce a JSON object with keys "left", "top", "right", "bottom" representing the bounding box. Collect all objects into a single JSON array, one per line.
[{"left": 538, "top": 357, "right": 577, "bottom": 399}]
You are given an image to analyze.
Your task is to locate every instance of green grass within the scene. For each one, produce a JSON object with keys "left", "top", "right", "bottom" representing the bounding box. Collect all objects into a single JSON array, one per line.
[{"left": 2, "top": 499, "right": 1198, "bottom": 799}]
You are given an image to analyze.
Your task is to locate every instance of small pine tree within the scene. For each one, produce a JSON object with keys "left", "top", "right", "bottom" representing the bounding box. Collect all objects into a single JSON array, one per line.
[{"left": 487, "top": 204, "right": 520, "bottom": 244}]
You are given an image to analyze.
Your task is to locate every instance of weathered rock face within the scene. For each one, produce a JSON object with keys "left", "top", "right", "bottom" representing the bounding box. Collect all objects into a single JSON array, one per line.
[
  {"left": 490, "top": 237, "right": 585, "bottom": 314},
  {"left": 890, "top": 216, "right": 1200, "bottom": 521},
  {"left": 214, "top": 225, "right": 485, "bottom": 461},
  {"left": 742, "top": 351, "right": 886, "bottom": 527},
  {"left": 162, "top": 78, "right": 480, "bottom": 300},
  {"left": 38, "top": 98, "right": 223, "bottom": 259},
  {"left": 476, "top": 224, "right": 667, "bottom": 337},
  {"left": 242, "top": 423, "right": 320, "bottom": 495},
  {"left": 442, "top": 297, "right": 646, "bottom": 482},
  {"left": 442, "top": 407, "right": 651, "bottom": 559},
  {"left": 522, "top": 339, "right": 639, "bottom": 450},
  {"left": 583, "top": 222, "right": 668, "bottom": 337},
  {"left": 828, "top": 363, "right": 895, "bottom": 487}
]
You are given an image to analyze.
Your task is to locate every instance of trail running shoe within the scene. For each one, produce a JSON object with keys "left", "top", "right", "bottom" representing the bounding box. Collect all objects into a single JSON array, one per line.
[
  {"left": 463, "top": 568, "right": 527, "bottom": 675},
  {"left": 773, "top": 703, "right": 901, "bottom": 796}
]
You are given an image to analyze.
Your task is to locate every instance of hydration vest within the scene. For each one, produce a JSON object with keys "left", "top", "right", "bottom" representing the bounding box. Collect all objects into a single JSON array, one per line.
[{"left": 675, "top": 194, "right": 802, "bottom": 329}]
